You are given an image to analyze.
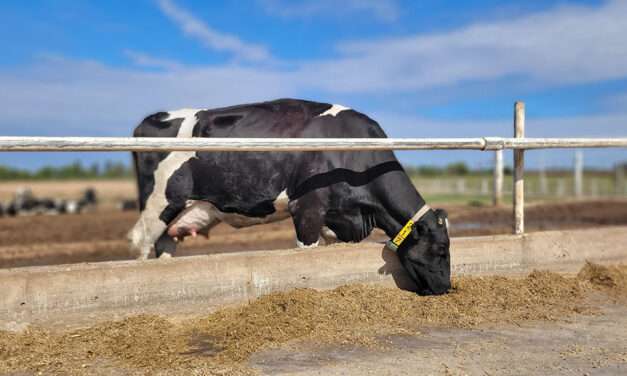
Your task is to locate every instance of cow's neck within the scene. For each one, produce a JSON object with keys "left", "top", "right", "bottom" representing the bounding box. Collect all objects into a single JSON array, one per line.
[{"left": 373, "top": 170, "right": 427, "bottom": 238}]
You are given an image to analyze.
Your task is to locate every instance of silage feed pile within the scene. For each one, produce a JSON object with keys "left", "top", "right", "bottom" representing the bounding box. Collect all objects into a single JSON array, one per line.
[
  {"left": 1, "top": 264, "right": 626, "bottom": 375},
  {"left": 578, "top": 262, "right": 627, "bottom": 298}
]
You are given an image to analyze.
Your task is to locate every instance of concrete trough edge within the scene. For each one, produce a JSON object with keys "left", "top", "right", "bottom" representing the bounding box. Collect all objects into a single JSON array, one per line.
[{"left": 1, "top": 226, "right": 626, "bottom": 325}]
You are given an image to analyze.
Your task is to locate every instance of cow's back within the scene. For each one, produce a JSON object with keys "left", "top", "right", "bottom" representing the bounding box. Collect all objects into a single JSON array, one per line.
[
  {"left": 194, "top": 99, "right": 387, "bottom": 139},
  {"left": 133, "top": 99, "right": 387, "bottom": 141}
]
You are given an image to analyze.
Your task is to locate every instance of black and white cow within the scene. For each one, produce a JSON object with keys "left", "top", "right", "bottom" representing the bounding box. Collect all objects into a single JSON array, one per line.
[
  {"left": 5, "top": 188, "right": 58, "bottom": 216},
  {"left": 128, "top": 99, "right": 451, "bottom": 295},
  {"left": 5, "top": 187, "right": 97, "bottom": 216}
]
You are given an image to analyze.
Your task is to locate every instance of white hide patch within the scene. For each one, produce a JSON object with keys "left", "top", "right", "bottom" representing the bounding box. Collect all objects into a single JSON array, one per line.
[
  {"left": 320, "top": 226, "right": 339, "bottom": 244},
  {"left": 318, "top": 104, "right": 350, "bottom": 117},
  {"left": 273, "top": 189, "right": 289, "bottom": 213},
  {"left": 128, "top": 108, "right": 201, "bottom": 256},
  {"left": 296, "top": 239, "right": 319, "bottom": 249}
]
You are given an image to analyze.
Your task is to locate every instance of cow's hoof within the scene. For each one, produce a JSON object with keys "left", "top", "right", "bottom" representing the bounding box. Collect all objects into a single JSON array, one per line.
[
  {"left": 134, "top": 246, "right": 151, "bottom": 260},
  {"left": 128, "top": 246, "right": 143, "bottom": 259},
  {"left": 158, "top": 252, "right": 172, "bottom": 259}
]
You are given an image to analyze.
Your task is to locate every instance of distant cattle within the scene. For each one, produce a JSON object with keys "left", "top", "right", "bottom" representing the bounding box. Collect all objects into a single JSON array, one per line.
[
  {"left": 119, "top": 199, "right": 138, "bottom": 211},
  {"left": 4, "top": 187, "right": 98, "bottom": 216},
  {"left": 129, "top": 99, "right": 451, "bottom": 295}
]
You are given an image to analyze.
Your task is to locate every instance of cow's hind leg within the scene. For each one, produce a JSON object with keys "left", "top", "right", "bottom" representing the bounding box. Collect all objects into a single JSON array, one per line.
[
  {"left": 289, "top": 192, "right": 327, "bottom": 248},
  {"left": 128, "top": 162, "right": 193, "bottom": 259},
  {"left": 128, "top": 212, "right": 168, "bottom": 259}
]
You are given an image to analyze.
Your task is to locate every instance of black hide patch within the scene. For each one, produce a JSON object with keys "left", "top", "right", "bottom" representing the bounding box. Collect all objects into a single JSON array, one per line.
[
  {"left": 291, "top": 161, "right": 404, "bottom": 200},
  {"left": 325, "top": 208, "right": 377, "bottom": 243},
  {"left": 159, "top": 159, "right": 195, "bottom": 224},
  {"left": 213, "top": 115, "right": 244, "bottom": 127}
]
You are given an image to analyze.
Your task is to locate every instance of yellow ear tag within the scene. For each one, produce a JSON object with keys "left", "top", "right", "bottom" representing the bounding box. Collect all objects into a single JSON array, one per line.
[{"left": 391, "top": 219, "right": 415, "bottom": 248}]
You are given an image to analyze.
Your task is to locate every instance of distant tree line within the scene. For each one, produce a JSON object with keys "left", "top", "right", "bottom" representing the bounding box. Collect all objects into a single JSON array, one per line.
[
  {"left": 1, "top": 161, "right": 479, "bottom": 180},
  {"left": 405, "top": 162, "right": 622, "bottom": 178},
  {"left": 405, "top": 162, "right": 489, "bottom": 177},
  {"left": 0, "top": 160, "right": 620, "bottom": 181},
  {"left": 0, "top": 161, "right": 133, "bottom": 180}
]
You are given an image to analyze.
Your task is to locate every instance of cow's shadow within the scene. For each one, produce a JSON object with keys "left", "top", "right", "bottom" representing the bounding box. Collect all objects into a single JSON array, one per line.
[{"left": 377, "top": 245, "right": 419, "bottom": 292}]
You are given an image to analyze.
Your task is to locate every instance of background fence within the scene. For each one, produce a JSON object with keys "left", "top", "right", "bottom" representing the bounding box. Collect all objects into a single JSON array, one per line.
[{"left": 1, "top": 102, "right": 626, "bottom": 234}]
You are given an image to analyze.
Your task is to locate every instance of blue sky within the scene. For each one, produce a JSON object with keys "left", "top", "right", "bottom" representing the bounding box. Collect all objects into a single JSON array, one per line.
[{"left": 0, "top": 0, "right": 625, "bottom": 169}]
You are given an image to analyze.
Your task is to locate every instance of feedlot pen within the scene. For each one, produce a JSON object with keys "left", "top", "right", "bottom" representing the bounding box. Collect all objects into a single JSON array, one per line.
[{"left": 1, "top": 102, "right": 627, "bottom": 375}]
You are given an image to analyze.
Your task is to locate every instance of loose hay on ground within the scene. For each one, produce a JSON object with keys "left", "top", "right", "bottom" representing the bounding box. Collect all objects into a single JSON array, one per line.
[
  {"left": 1, "top": 264, "right": 625, "bottom": 375},
  {"left": 578, "top": 262, "right": 627, "bottom": 298}
]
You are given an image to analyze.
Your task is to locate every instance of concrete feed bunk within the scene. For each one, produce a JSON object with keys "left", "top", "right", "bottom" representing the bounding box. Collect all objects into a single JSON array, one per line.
[
  {"left": 0, "top": 230, "right": 626, "bottom": 375},
  {"left": 1, "top": 226, "right": 626, "bottom": 326}
]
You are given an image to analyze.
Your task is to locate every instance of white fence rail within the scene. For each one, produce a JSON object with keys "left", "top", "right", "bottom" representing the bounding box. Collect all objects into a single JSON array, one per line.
[
  {"left": 0, "top": 136, "right": 626, "bottom": 152},
  {"left": 1, "top": 102, "right": 626, "bottom": 235}
]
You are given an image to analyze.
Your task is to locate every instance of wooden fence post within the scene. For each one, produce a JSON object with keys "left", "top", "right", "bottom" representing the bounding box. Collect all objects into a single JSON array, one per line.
[{"left": 513, "top": 102, "right": 525, "bottom": 235}]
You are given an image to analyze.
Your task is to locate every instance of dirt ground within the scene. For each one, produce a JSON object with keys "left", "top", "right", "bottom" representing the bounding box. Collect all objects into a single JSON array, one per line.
[
  {"left": 250, "top": 301, "right": 627, "bottom": 375},
  {"left": 1, "top": 199, "right": 626, "bottom": 268},
  {"left": 1, "top": 263, "right": 625, "bottom": 375}
]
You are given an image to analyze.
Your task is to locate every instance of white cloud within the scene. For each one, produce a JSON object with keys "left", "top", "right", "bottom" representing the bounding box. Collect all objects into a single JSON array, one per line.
[
  {"left": 157, "top": 0, "right": 272, "bottom": 62},
  {"left": 295, "top": 0, "right": 627, "bottom": 93},
  {"left": 124, "top": 50, "right": 182, "bottom": 70},
  {"left": 259, "top": 0, "right": 399, "bottom": 22},
  {"left": 2, "top": 54, "right": 624, "bottom": 140},
  {"left": 0, "top": 56, "right": 296, "bottom": 136},
  {"left": 152, "top": 0, "right": 627, "bottom": 95},
  {"left": 0, "top": 54, "right": 624, "bottom": 168}
]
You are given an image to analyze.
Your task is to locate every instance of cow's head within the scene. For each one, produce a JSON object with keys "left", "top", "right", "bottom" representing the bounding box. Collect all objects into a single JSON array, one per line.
[{"left": 396, "top": 208, "right": 451, "bottom": 295}]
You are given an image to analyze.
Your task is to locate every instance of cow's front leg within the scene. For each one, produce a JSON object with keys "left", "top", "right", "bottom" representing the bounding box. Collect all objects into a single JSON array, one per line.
[{"left": 289, "top": 192, "right": 326, "bottom": 249}]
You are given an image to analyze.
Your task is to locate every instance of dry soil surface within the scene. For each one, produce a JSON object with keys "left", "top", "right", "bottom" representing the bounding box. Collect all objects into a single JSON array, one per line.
[
  {"left": 1, "top": 200, "right": 626, "bottom": 268},
  {"left": 250, "top": 302, "right": 627, "bottom": 375}
]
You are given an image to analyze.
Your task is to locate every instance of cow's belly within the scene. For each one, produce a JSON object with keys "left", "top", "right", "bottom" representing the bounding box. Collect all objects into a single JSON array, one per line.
[{"left": 167, "top": 191, "right": 290, "bottom": 237}]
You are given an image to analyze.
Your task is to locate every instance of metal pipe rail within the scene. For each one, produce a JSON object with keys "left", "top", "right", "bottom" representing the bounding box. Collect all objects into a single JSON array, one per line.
[{"left": 0, "top": 136, "right": 626, "bottom": 152}]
